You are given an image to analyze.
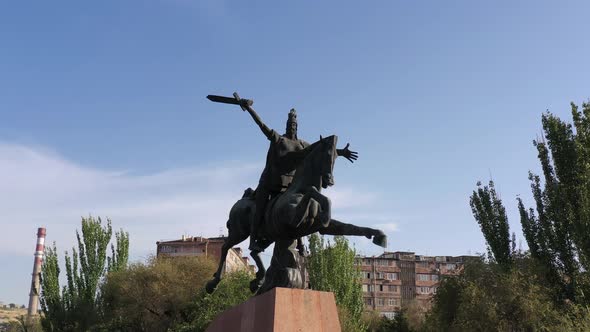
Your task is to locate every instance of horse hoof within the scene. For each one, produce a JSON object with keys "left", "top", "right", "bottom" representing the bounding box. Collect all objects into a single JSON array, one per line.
[
  {"left": 205, "top": 279, "right": 220, "bottom": 294},
  {"left": 373, "top": 233, "right": 388, "bottom": 248}
]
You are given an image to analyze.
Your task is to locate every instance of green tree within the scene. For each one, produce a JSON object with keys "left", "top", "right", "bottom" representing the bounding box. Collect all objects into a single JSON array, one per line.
[
  {"left": 307, "top": 234, "right": 365, "bottom": 332},
  {"left": 517, "top": 102, "right": 590, "bottom": 304},
  {"left": 469, "top": 181, "right": 512, "bottom": 268},
  {"left": 363, "top": 310, "right": 412, "bottom": 332},
  {"left": 171, "top": 270, "right": 253, "bottom": 332},
  {"left": 425, "top": 101, "right": 590, "bottom": 331},
  {"left": 101, "top": 255, "right": 217, "bottom": 332},
  {"left": 424, "top": 258, "right": 573, "bottom": 332},
  {"left": 40, "top": 216, "right": 129, "bottom": 332}
]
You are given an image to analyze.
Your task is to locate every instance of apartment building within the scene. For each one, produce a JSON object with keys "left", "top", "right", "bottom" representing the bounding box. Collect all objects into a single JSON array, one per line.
[
  {"left": 357, "top": 251, "right": 476, "bottom": 319},
  {"left": 156, "top": 235, "right": 255, "bottom": 274}
]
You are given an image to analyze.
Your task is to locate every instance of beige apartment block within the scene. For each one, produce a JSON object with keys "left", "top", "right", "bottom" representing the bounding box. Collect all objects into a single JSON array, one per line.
[
  {"left": 356, "top": 251, "right": 477, "bottom": 319},
  {"left": 156, "top": 236, "right": 255, "bottom": 274}
]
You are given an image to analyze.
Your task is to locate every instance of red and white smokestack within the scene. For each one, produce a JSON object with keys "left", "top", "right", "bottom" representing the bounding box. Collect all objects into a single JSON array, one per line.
[{"left": 27, "top": 227, "right": 46, "bottom": 318}]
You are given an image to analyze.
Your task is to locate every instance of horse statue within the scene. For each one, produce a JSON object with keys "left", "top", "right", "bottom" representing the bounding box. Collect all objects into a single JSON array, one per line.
[{"left": 206, "top": 135, "right": 387, "bottom": 294}]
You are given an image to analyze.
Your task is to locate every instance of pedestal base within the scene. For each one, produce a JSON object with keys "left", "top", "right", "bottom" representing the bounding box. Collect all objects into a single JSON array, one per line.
[{"left": 205, "top": 287, "right": 341, "bottom": 332}]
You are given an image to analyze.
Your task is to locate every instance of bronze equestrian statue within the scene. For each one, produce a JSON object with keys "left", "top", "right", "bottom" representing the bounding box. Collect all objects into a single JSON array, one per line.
[{"left": 205, "top": 93, "right": 387, "bottom": 294}]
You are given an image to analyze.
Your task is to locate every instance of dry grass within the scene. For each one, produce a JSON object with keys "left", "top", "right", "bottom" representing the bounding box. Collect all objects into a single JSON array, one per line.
[{"left": 0, "top": 307, "right": 27, "bottom": 323}]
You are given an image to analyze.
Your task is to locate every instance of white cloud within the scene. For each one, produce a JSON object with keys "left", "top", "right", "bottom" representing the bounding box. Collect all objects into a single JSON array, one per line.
[
  {"left": 0, "top": 142, "right": 394, "bottom": 260},
  {"left": 324, "top": 187, "right": 378, "bottom": 210},
  {"left": 0, "top": 142, "right": 260, "bottom": 257}
]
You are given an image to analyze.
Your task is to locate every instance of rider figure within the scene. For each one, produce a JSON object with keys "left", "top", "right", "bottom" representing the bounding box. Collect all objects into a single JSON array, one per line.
[
  {"left": 244, "top": 104, "right": 309, "bottom": 252},
  {"left": 243, "top": 102, "right": 359, "bottom": 252}
]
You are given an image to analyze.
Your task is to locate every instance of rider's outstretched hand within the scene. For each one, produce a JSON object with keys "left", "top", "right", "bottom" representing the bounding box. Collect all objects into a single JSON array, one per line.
[{"left": 337, "top": 143, "right": 358, "bottom": 163}]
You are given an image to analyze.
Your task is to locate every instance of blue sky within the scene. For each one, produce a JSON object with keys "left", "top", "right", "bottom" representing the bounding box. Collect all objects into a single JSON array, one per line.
[{"left": 1, "top": 1, "right": 590, "bottom": 305}]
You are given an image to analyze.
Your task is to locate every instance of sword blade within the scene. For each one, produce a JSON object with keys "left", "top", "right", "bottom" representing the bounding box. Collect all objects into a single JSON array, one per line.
[{"left": 206, "top": 95, "right": 241, "bottom": 105}]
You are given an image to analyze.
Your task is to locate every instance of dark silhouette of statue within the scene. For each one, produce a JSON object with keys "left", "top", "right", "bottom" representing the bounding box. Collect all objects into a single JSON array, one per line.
[
  {"left": 205, "top": 93, "right": 386, "bottom": 294},
  {"left": 245, "top": 107, "right": 309, "bottom": 252},
  {"left": 243, "top": 104, "right": 359, "bottom": 252}
]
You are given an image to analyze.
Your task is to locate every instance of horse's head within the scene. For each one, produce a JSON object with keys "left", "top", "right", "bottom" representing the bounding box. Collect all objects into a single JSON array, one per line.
[{"left": 317, "top": 135, "right": 338, "bottom": 189}]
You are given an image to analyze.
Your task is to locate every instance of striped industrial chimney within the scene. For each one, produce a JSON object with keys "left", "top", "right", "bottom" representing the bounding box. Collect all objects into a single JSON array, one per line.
[{"left": 27, "top": 227, "right": 46, "bottom": 318}]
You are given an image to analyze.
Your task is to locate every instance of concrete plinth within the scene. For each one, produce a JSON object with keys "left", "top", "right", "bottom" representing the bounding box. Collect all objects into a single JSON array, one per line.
[{"left": 205, "top": 287, "right": 341, "bottom": 332}]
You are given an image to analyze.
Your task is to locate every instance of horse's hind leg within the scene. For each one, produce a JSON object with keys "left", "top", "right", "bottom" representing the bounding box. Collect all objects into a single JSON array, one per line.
[{"left": 205, "top": 225, "right": 247, "bottom": 294}]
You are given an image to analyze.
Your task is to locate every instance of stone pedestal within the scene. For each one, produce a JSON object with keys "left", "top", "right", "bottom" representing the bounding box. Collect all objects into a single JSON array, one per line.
[{"left": 205, "top": 288, "right": 341, "bottom": 332}]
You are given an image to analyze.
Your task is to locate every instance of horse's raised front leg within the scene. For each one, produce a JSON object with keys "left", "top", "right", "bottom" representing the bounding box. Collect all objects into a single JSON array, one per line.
[
  {"left": 293, "top": 186, "right": 331, "bottom": 227},
  {"left": 319, "top": 219, "right": 388, "bottom": 248}
]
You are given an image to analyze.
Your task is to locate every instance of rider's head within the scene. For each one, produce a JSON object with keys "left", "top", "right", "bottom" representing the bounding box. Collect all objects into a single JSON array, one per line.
[{"left": 285, "top": 108, "right": 298, "bottom": 139}]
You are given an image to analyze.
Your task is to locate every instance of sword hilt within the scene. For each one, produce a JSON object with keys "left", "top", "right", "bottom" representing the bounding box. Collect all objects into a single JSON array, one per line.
[{"left": 233, "top": 92, "right": 252, "bottom": 112}]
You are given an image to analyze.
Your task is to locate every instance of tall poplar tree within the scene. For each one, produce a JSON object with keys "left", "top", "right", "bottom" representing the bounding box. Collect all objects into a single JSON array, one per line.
[
  {"left": 40, "top": 216, "right": 129, "bottom": 331},
  {"left": 469, "top": 180, "right": 512, "bottom": 268},
  {"left": 307, "top": 234, "right": 365, "bottom": 332},
  {"left": 517, "top": 101, "right": 590, "bottom": 304}
]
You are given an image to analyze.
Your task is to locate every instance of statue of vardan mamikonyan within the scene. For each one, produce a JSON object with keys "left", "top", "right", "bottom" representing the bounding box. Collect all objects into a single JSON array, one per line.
[{"left": 205, "top": 93, "right": 387, "bottom": 295}]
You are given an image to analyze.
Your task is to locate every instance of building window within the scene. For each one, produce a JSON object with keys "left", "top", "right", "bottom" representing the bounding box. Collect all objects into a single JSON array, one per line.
[
  {"left": 376, "top": 272, "right": 384, "bottom": 279},
  {"left": 378, "top": 284, "right": 384, "bottom": 292},
  {"left": 388, "top": 285, "right": 398, "bottom": 292},
  {"left": 362, "top": 284, "right": 368, "bottom": 292},
  {"left": 387, "top": 298, "right": 399, "bottom": 306},
  {"left": 377, "top": 259, "right": 389, "bottom": 266},
  {"left": 362, "top": 271, "right": 371, "bottom": 279},
  {"left": 419, "top": 287, "right": 430, "bottom": 294},
  {"left": 363, "top": 259, "right": 372, "bottom": 265},
  {"left": 376, "top": 298, "right": 384, "bottom": 306},
  {"left": 417, "top": 261, "right": 429, "bottom": 268},
  {"left": 365, "top": 298, "right": 373, "bottom": 305},
  {"left": 386, "top": 273, "right": 398, "bottom": 280},
  {"left": 431, "top": 274, "right": 439, "bottom": 281},
  {"left": 417, "top": 274, "right": 429, "bottom": 281},
  {"left": 446, "top": 263, "right": 456, "bottom": 270}
]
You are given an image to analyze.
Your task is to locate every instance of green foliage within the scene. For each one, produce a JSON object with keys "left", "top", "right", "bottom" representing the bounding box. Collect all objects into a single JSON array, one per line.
[
  {"left": 39, "top": 216, "right": 129, "bottom": 332},
  {"left": 107, "top": 229, "right": 130, "bottom": 273},
  {"left": 469, "top": 181, "right": 512, "bottom": 268},
  {"left": 517, "top": 102, "right": 590, "bottom": 304},
  {"left": 39, "top": 244, "right": 65, "bottom": 330},
  {"left": 307, "top": 234, "right": 365, "bottom": 332},
  {"left": 424, "top": 258, "right": 574, "bottom": 332},
  {"left": 363, "top": 310, "right": 412, "bottom": 332},
  {"left": 461, "top": 101, "right": 590, "bottom": 331},
  {"left": 170, "top": 270, "right": 253, "bottom": 332},
  {"left": 100, "top": 255, "right": 216, "bottom": 332}
]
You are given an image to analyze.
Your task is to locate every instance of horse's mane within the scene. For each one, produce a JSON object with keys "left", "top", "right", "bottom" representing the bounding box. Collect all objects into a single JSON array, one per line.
[{"left": 288, "top": 135, "right": 337, "bottom": 189}]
